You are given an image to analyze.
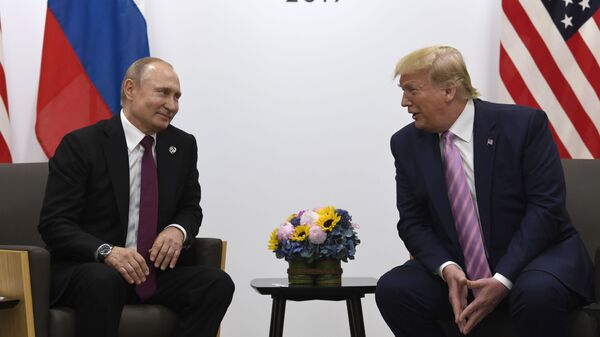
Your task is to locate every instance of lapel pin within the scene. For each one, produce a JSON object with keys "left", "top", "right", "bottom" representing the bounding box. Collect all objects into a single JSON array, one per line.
[
  {"left": 169, "top": 146, "right": 177, "bottom": 154},
  {"left": 487, "top": 138, "right": 494, "bottom": 146}
]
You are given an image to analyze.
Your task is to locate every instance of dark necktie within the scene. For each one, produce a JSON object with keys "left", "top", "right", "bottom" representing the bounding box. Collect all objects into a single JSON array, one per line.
[
  {"left": 136, "top": 135, "right": 158, "bottom": 301},
  {"left": 442, "top": 131, "right": 491, "bottom": 296}
]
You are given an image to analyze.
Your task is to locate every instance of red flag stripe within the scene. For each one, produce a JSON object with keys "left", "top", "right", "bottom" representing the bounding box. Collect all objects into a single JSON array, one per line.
[
  {"left": 0, "top": 20, "right": 11, "bottom": 163},
  {"left": 566, "top": 33, "right": 600, "bottom": 98},
  {"left": 0, "top": 62, "right": 7, "bottom": 113},
  {"left": 579, "top": 12, "right": 600, "bottom": 71},
  {"left": 499, "top": 45, "right": 571, "bottom": 158},
  {"left": 502, "top": 0, "right": 600, "bottom": 157},
  {"left": 0, "top": 135, "right": 11, "bottom": 163}
]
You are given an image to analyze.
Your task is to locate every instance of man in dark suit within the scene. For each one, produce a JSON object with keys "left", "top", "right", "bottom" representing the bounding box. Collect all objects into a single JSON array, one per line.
[
  {"left": 39, "top": 57, "right": 234, "bottom": 337},
  {"left": 375, "top": 46, "right": 593, "bottom": 337}
]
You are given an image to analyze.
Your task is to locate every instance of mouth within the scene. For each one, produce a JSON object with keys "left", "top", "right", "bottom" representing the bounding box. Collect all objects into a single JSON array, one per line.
[
  {"left": 156, "top": 112, "right": 172, "bottom": 121},
  {"left": 409, "top": 112, "right": 420, "bottom": 120}
]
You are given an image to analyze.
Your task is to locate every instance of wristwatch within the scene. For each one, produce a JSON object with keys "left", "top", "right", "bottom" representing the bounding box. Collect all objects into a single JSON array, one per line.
[{"left": 96, "top": 243, "right": 113, "bottom": 263}]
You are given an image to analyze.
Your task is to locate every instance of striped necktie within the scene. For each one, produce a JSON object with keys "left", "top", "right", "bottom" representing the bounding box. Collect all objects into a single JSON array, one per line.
[{"left": 442, "top": 131, "right": 491, "bottom": 295}]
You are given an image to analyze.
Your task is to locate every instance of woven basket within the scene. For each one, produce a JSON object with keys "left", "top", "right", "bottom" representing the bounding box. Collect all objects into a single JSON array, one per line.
[{"left": 287, "top": 259, "right": 342, "bottom": 286}]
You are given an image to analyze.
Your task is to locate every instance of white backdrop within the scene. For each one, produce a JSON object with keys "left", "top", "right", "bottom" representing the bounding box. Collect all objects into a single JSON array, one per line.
[{"left": 0, "top": 1, "right": 504, "bottom": 336}]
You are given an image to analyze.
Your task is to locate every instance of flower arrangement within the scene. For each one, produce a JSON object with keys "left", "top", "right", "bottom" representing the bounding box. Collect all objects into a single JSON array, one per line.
[{"left": 268, "top": 206, "right": 360, "bottom": 263}]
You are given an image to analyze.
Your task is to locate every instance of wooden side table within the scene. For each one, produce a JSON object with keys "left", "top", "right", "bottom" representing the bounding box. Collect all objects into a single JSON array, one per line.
[
  {"left": 0, "top": 250, "right": 36, "bottom": 337},
  {"left": 251, "top": 277, "right": 377, "bottom": 337}
]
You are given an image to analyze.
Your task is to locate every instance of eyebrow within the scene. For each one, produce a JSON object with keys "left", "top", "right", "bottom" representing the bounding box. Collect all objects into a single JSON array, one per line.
[{"left": 156, "top": 86, "right": 182, "bottom": 97}]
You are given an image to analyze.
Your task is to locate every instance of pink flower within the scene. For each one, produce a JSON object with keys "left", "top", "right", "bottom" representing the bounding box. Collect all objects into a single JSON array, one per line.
[
  {"left": 308, "top": 226, "right": 327, "bottom": 244},
  {"left": 351, "top": 222, "right": 360, "bottom": 229},
  {"left": 300, "top": 210, "right": 319, "bottom": 226},
  {"left": 277, "top": 222, "right": 294, "bottom": 240}
]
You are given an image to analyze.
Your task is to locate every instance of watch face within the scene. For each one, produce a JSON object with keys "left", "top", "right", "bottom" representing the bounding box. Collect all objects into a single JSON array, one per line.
[{"left": 99, "top": 244, "right": 112, "bottom": 259}]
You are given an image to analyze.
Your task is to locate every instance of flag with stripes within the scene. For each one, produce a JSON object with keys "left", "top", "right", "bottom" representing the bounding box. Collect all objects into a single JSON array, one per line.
[
  {"left": 36, "top": 0, "right": 149, "bottom": 158},
  {"left": 0, "top": 18, "right": 11, "bottom": 163},
  {"left": 500, "top": 0, "right": 600, "bottom": 159}
]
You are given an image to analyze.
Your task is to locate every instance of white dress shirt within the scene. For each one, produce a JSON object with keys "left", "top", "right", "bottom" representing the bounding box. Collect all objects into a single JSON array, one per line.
[
  {"left": 120, "top": 112, "right": 187, "bottom": 250},
  {"left": 436, "top": 100, "right": 512, "bottom": 290}
]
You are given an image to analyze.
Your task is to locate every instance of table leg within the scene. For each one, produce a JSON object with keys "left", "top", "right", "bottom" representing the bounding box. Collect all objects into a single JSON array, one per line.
[
  {"left": 269, "top": 296, "right": 286, "bottom": 337},
  {"left": 346, "top": 296, "right": 366, "bottom": 337},
  {"left": 346, "top": 298, "right": 357, "bottom": 337}
]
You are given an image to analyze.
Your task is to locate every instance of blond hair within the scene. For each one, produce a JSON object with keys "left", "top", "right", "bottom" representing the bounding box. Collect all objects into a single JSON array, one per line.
[{"left": 394, "top": 46, "right": 480, "bottom": 99}]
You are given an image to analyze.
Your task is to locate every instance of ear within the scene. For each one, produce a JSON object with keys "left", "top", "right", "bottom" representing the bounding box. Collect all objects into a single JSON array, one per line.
[
  {"left": 442, "top": 82, "right": 457, "bottom": 102},
  {"left": 123, "top": 79, "right": 136, "bottom": 101}
]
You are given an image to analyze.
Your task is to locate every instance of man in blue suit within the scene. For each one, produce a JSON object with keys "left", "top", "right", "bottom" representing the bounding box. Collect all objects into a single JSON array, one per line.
[{"left": 375, "top": 46, "right": 593, "bottom": 337}]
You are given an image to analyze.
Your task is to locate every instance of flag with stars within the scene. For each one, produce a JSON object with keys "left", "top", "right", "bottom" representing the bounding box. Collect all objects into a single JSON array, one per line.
[{"left": 499, "top": 0, "right": 600, "bottom": 158}]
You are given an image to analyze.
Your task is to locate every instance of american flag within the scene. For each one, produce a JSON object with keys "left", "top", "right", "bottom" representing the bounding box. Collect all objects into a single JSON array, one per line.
[
  {"left": 0, "top": 19, "right": 11, "bottom": 163},
  {"left": 500, "top": 0, "right": 600, "bottom": 158}
]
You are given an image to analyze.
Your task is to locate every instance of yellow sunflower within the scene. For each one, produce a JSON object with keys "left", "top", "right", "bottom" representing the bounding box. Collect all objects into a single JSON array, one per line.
[
  {"left": 268, "top": 228, "right": 279, "bottom": 251},
  {"left": 287, "top": 213, "right": 298, "bottom": 222},
  {"left": 316, "top": 206, "right": 341, "bottom": 232},
  {"left": 291, "top": 225, "right": 310, "bottom": 242}
]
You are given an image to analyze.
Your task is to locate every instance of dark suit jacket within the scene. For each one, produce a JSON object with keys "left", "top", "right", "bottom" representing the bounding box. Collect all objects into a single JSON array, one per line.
[
  {"left": 39, "top": 115, "right": 202, "bottom": 302},
  {"left": 391, "top": 99, "right": 593, "bottom": 301}
]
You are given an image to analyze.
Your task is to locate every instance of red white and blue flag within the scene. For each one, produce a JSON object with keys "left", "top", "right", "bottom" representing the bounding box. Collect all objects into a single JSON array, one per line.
[
  {"left": 36, "top": 0, "right": 149, "bottom": 158},
  {"left": 500, "top": 0, "right": 600, "bottom": 158},
  {"left": 0, "top": 19, "right": 11, "bottom": 163}
]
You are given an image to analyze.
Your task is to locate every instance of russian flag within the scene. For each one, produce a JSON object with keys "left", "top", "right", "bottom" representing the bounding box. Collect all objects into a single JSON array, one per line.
[{"left": 36, "top": 0, "right": 149, "bottom": 158}]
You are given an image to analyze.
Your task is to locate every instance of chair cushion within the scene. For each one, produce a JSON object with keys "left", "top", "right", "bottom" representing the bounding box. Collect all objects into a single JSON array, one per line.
[
  {"left": 438, "top": 309, "right": 596, "bottom": 337},
  {"left": 49, "top": 304, "right": 178, "bottom": 337}
]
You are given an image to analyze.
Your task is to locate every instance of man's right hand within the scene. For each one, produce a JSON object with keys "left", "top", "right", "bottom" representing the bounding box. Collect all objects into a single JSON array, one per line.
[
  {"left": 104, "top": 246, "right": 150, "bottom": 285},
  {"left": 442, "top": 264, "right": 469, "bottom": 328}
]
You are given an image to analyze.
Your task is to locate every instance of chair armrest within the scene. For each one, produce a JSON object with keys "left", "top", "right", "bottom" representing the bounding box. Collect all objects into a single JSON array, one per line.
[
  {"left": 594, "top": 247, "right": 600, "bottom": 302},
  {"left": 179, "top": 238, "right": 226, "bottom": 270},
  {"left": 0, "top": 245, "right": 50, "bottom": 337}
]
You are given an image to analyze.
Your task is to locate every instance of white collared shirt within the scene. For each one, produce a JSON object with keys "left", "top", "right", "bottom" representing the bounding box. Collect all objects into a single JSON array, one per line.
[
  {"left": 120, "top": 111, "right": 186, "bottom": 250},
  {"left": 436, "top": 101, "right": 512, "bottom": 290}
]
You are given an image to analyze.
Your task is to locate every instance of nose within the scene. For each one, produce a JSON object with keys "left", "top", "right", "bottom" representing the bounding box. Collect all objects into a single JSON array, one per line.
[
  {"left": 164, "top": 96, "right": 178, "bottom": 113},
  {"left": 401, "top": 93, "right": 411, "bottom": 108}
]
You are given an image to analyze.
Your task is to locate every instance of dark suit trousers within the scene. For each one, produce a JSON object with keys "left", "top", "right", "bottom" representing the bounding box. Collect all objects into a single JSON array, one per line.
[
  {"left": 54, "top": 262, "right": 235, "bottom": 337},
  {"left": 375, "top": 261, "right": 583, "bottom": 337}
]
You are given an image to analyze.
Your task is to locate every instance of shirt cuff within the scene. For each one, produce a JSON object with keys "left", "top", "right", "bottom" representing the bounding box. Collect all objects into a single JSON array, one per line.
[
  {"left": 167, "top": 224, "right": 187, "bottom": 243},
  {"left": 437, "top": 261, "right": 462, "bottom": 281},
  {"left": 493, "top": 273, "right": 513, "bottom": 290}
]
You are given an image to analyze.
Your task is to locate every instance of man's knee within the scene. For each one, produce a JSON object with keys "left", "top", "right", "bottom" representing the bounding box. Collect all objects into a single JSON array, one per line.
[
  {"left": 209, "top": 269, "right": 235, "bottom": 299},
  {"left": 509, "top": 270, "right": 571, "bottom": 315},
  {"left": 188, "top": 267, "right": 235, "bottom": 302},
  {"left": 74, "top": 263, "right": 127, "bottom": 298},
  {"left": 376, "top": 267, "right": 410, "bottom": 307},
  {"left": 376, "top": 265, "right": 437, "bottom": 311}
]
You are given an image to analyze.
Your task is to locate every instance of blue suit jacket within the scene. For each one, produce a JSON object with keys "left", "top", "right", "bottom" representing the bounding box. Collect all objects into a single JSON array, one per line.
[{"left": 391, "top": 99, "right": 593, "bottom": 300}]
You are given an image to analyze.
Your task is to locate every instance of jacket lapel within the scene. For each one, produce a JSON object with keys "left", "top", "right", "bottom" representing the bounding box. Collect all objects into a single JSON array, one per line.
[
  {"left": 473, "top": 100, "right": 497, "bottom": 246},
  {"left": 102, "top": 116, "right": 130, "bottom": 236},
  {"left": 416, "top": 130, "right": 461, "bottom": 249},
  {"left": 156, "top": 128, "right": 178, "bottom": 228}
]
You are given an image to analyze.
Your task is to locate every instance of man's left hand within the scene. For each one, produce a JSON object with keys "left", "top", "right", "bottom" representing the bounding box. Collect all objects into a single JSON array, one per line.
[
  {"left": 457, "top": 277, "right": 509, "bottom": 334},
  {"left": 149, "top": 226, "right": 184, "bottom": 270}
]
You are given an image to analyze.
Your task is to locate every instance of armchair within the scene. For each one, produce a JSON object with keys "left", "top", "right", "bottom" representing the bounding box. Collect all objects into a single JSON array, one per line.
[
  {"left": 436, "top": 159, "right": 600, "bottom": 336},
  {"left": 0, "top": 162, "right": 227, "bottom": 337}
]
